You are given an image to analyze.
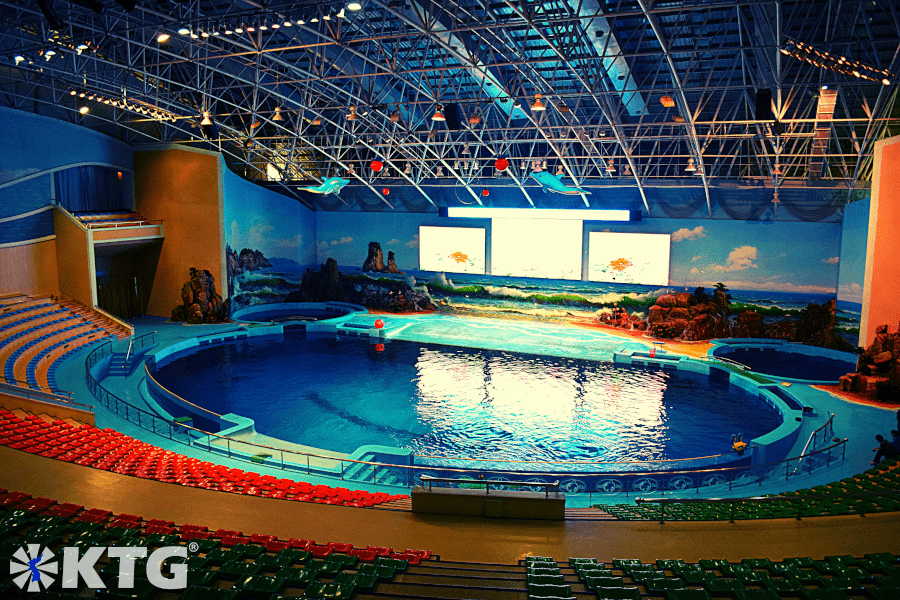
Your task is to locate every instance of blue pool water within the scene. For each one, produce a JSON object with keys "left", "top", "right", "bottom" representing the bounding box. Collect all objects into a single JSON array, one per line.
[
  {"left": 152, "top": 333, "right": 783, "bottom": 467},
  {"left": 713, "top": 347, "right": 856, "bottom": 382}
]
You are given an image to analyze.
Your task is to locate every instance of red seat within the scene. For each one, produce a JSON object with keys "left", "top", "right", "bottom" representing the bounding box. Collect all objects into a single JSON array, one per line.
[
  {"left": 288, "top": 539, "right": 313, "bottom": 550},
  {"left": 110, "top": 519, "right": 142, "bottom": 530},
  {"left": 145, "top": 525, "right": 176, "bottom": 535},
  {"left": 220, "top": 536, "right": 250, "bottom": 547},
  {"left": 347, "top": 548, "right": 377, "bottom": 562},
  {"left": 0, "top": 491, "right": 30, "bottom": 508},
  {"left": 181, "top": 530, "right": 212, "bottom": 541},
  {"left": 146, "top": 518, "right": 175, "bottom": 528},
  {"left": 309, "top": 545, "right": 332, "bottom": 558},
  {"left": 180, "top": 524, "right": 208, "bottom": 533},
  {"left": 264, "top": 540, "right": 290, "bottom": 553},
  {"left": 115, "top": 513, "right": 142, "bottom": 522},
  {"left": 391, "top": 552, "right": 421, "bottom": 565},
  {"left": 404, "top": 549, "right": 431, "bottom": 560},
  {"left": 328, "top": 542, "right": 353, "bottom": 553},
  {"left": 250, "top": 534, "right": 276, "bottom": 544},
  {"left": 366, "top": 546, "right": 392, "bottom": 557}
]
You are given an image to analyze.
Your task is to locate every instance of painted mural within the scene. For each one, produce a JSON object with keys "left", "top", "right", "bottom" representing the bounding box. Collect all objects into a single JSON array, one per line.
[
  {"left": 836, "top": 198, "right": 869, "bottom": 346},
  {"left": 223, "top": 170, "right": 316, "bottom": 312}
]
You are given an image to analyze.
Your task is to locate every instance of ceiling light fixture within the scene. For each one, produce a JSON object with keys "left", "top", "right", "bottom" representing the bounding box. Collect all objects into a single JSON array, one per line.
[
  {"left": 348, "top": 2, "right": 362, "bottom": 10},
  {"left": 446, "top": 207, "right": 634, "bottom": 221},
  {"left": 556, "top": 164, "right": 564, "bottom": 176},
  {"left": 311, "top": 116, "right": 321, "bottom": 126},
  {"left": 531, "top": 93, "right": 546, "bottom": 111},
  {"left": 348, "top": 106, "right": 357, "bottom": 120},
  {"left": 606, "top": 159, "right": 616, "bottom": 173},
  {"left": 432, "top": 105, "right": 446, "bottom": 121},
  {"left": 157, "top": 33, "right": 170, "bottom": 43},
  {"left": 557, "top": 101, "right": 570, "bottom": 113},
  {"left": 79, "top": 106, "right": 89, "bottom": 114},
  {"left": 468, "top": 113, "right": 481, "bottom": 125},
  {"left": 200, "top": 111, "right": 212, "bottom": 126},
  {"left": 685, "top": 157, "right": 696, "bottom": 172},
  {"left": 272, "top": 106, "right": 283, "bottom": 121},
  {"left": 177, "top": 27, "right": 190, "bottom": 35}
]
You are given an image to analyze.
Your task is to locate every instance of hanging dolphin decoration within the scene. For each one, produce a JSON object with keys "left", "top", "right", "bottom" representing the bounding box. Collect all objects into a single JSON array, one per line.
[
  {"left": 530, "top": 171, "right": 591, "bottom": 195},
  {"left": 300, "top": 177, "right": 350, "bottom": 196}
]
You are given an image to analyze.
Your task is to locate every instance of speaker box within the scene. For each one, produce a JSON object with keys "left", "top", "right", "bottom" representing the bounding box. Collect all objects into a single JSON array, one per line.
[
  {"left": 755, "top": 89, "right": 773, "bottom": 122},
  {"left": 444, "top": 103, "right": 460, "bottom": 131}
]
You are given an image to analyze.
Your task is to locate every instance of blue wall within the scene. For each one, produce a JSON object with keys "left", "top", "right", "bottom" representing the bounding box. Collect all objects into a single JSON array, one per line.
[
  {"left": 223, "top": 167, "right": 316, "bottom": 310},
  {"left": 0, "top": 107, "right": 133, "bottom": 245}
]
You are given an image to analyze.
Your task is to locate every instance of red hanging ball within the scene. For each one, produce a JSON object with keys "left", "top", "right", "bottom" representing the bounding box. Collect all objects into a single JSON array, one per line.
[
  {"left": 482, "top": 189, "right": 490, "bottom": 197},
  {"left": 371, "top": 160, "right": 384, "bottom": 172},
  {"left": 382, "top": 188, "right": 390, "bottom": 195},
  {"left": 494, "top": 158, "right": 509, "bottom": 171},
  {"left": 374, "top": 319, "right": 385, "bottom": 329}
]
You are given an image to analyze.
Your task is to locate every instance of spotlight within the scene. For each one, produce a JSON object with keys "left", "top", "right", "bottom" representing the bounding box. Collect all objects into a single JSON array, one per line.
[
  {"left": 272, "top": 106, "right": 283, "bottom": 121},
  {"left": 79, "top": 106, "right": 89, "bottom": 114},
  {"left": 348, "top": 106, "right": 357, "bottom": 120},
  {"left": 685, "top": 158, "right": 696, "bottom": 173},
  {"left": 348, "top": 2, "right": 362, "bottom": 10},
  {"left": 69, "top": 89, "right": 76, "bottom": 95},
  {"left": 884, "top": 78, "right": 892, "bottom": 86},
  {"left": 531, "top": 93, "right": 546, "bottom": 111},
  {"left": 311, "top": 116, "right": 321, "bottom": 126},
  {"left": 178, "top": 27, "right": 190, "bottom": 35},
  {"left": 432, "top": 105, "right": 446, "bottom": 121},
  {"left": 246, "top": 25, "right": 255, "bottom": 32},
  {"left": 45, "top": 49, "right": 56, "bottom": 56},
  {"left": 235, "top": 25, "right": 244, "bottom": 33},
  {"left": 157, "top": 33, "right": 170, "bottom": 43}
]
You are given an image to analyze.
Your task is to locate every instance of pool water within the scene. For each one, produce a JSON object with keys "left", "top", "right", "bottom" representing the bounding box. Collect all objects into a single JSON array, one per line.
[
  {"left": 153, "top": 333, "right": 783, "bottom": 467},
  {"left": 714, "top": 347, "right": 856, "bottom": 382}
]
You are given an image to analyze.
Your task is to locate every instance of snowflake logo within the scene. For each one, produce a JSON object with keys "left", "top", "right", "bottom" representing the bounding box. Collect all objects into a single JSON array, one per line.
[{"left": 10, "top": 544, "right": 57, "bottom": 592}]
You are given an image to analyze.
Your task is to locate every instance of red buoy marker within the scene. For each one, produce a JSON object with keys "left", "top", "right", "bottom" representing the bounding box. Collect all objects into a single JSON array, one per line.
[
  {"left": 374, "top": 319, "right": 385, "bottom": 329},
  {"left": 371, "top": 160, "right": 384, "bottom": 172},
  {"left": 494, "top": 157, "right": 509, "bottom": 171}
]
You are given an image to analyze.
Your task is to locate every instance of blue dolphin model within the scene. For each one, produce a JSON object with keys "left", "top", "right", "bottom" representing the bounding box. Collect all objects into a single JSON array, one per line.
[
  {"left": 530, "top": 171, "right": 591, "bottom": 195},
  {"left": 300, "top": 177, "right": 350, "bottom": 196}
]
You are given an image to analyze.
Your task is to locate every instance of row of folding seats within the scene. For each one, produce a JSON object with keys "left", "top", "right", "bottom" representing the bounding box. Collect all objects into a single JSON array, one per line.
[
  {"left": 0, "top": 409, "right": 408, "bottom": 509},
  {"left": 0, "top": 306, "right": 63, "bottom": 332},
  {"left": 0, "top": 489, "right": 431, "bottom": 599},
  {"left": 595, "top": 458, "right": 900, "bottom": 522},
  {"left": 0, "top": 300, "right": 52, "bottom": 323},
  {"left": 0, "top": 315, "right": 78, "bottom": 353},
  {"left": 25, "top": 330, "right": 110, "bottom": 390},
  {"left": 560, "top": 555, "right": 900, "bottom": 600},
  {"left": 3, "top": 322, "right": 86, "bottom": 384}
]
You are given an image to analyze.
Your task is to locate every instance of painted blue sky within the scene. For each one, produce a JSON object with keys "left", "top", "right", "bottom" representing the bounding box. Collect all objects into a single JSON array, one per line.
[
  {"left": 837, "top": 198, "right": 869, "bottom": 304},
  {"left": 223, "top": 170, "right": 315, "bottom": 264}
]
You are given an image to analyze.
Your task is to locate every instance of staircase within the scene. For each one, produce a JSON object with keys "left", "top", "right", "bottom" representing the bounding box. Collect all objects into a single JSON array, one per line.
[{"left": 106, "top": 352, "right": 130, "bottom": 376}]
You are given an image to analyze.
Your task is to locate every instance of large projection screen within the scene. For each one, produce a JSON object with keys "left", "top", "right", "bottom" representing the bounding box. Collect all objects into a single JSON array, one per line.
[
  {"left": 491, "top": 218, "right": 583, "bottom": 280},
  {"left": 588, "top": 232, "right": 671, "bottom": 285},
  {"left": 419, "top": 226, "right": 486, "bottom": 274}
]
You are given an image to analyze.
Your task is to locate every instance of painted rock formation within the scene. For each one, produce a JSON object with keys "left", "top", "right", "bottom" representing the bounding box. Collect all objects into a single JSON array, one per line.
[
  {"left": 362, "top": 242, "right": 404, "bottom": 274},
  {"left": 839, "top": 324, "right": 900, "bottom": 400},
  {"left": 171, "top": 267, "right": 227, "bottom": 324},
  {"left": 294, "top": 258, "right": 434, "bottom": 313},
  {"left": 651, "top": 290, "right": 731, "bottom": 341}
]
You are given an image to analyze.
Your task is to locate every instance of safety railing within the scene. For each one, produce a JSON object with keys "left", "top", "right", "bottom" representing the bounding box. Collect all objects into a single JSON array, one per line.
[
  {"left": 793, "top": 412, "right": 836, "bottom": 475},
  {"left": 125, "top": 330, "right": 156, "bottom": 363},
  {"left": 1, "top": 376, "right": 73, "bottom": 399},
  {"left": 84, "top": 341, "right": 852, "bottom": 492},
  {"left": 636, "top": 489, "right": 900, "bottom": 523},
  {"left": 84, "top": 219, "right": 162, "bottom": 229},
  {"left": 419, "top": 475, "right": 560, "bottom": 496},
  {"left": 0, "top": 380, "right": 92, "bottom": 413}
]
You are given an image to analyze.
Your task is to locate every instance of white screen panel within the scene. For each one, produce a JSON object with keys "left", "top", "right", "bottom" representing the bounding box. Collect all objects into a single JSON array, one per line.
[
  {"left": 419, "top": 226, "right": 486, "bottom": 274},
  {"left": 588, "top": 232, "right": 671, "bottom": 285},
  {"left": 491, "top": 219, "right": 583, "bottom": 280}
]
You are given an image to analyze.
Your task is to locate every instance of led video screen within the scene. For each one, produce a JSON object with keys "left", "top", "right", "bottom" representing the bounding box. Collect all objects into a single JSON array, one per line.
[
  {"left": 588, "top": 231, "right": 671, "bottom": 285},
  {"left": 419, "top": 226, "right": 486, "bottom": 274},
  {"left": 491, "top": 218, "right": 583, "bottom": 280}
]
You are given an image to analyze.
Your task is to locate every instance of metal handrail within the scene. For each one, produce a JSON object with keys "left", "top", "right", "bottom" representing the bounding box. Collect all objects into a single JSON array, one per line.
[
  {"left": 419, "top": 475, "right": 560, "bottom": 496},
  {"left": 84, "top": 219, "right": 162, "bottom": 229},
  {"left": 125, "top": 330, "right": 157, "bottom": 363},
  {"left": 1, "top": 376, "right": 73, "bottom": 398},
  {"left": 705, "top": 355, "right": 751, "bottom": 370},
  {"left": 0, "top": 381, "right": 93, "bottom": 411},
  {"left": 793, "top": 412, "right": 835, "bottom": 475},
  {"left": 636, "top": 489, "right": 900, "bottom": 522}
]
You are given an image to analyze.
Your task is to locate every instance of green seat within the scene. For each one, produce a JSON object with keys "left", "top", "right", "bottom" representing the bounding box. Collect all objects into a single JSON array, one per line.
[
  {"left": 204, "top": 548, "right": 243, "bottom": 565},
  {"left": 784, "top": 557, "right": 815, "bottom": 568},
  {"left": 358, "top": 562, "right": 395, "bottom": 580},
  {"left": 683, "top": 571, "right": 717, "bottom": 584},
  {"left": 190, "top": 538, "right": 220, "bottom": 553},
  {"left": 216, "top": 560, "right": 261, "bottom": 579},
  {"left": 722, "top": 564, "right": 753, "bottom": 576},
  {"left": 646, "top": 578, "right": 686, "bottom": 591},
  {"left": 335, "top": 571, "right": 377, "bottom": 589},
  {"left": 375, "top": 556, "right": 407, "bottom": 571},
  {"left": 822, "top": 577, "right": 867, "bottom": 593},
  {"left": 579, "top": 567, "right": 614, "bottom": 578},
  {"left": 529, "top": 574, "right": 566, "bottom": 585},
  {"left": 170, "top": 555, "right": 209, "bottom": 570},
  {"left": 767, "top": 563, "right": 801, "bottom": 576},
  {"left": 596, "top": 588, "right": 641, "bottom": 600},
  {"left": 658, "top": 559, "right": 686, "bottom": 570},
  {"left": 835, "top": 566, "right": 873, "bottom": 581},
  {"left": 632, "top": 570, "right": 669, "bottom": 582},
  {"left": 585, "top": 576, "right": 625, "bottom": 589},
  {"left": 813, "top": 561, "right": 841, "bottom": 575},
  {"left": 326, "top": 554, "right": 358, "bottom": 569},
  {"left": 302, "top": 581, "right": 355, "bottom": 599},
  {"left": 867, "top": 589, "right": 900, "bottom": 600},
  {"left": 307, "top": 558, "right": 341, "bottom": 576},
  {"left": 234, "top": 544, "right": 265, "bottom": 559},
  {"left": 274, "top": 567, "right": 317, "bottom": 585},
  {"left": 763, "top": 579, "right": 804, "bottom": 593},
  {"left": 705, "top": 578, "right": 745, "bottom": 593},
  {"left": 143, "top": 533, "right": 179, "bottom": 548},
  {"left": 177, "top": 586, "right": 237, "bottom": 600},
  {"left": 233, "top": 574, "right": 284, "bottom": 599},
  {"left": 185, "top": 567, "right": 216, "bottom": 587},
  {"left": 612, "top": 559, "right": 642, "bottom": 569},
  {"left": 529, "top": 567, "right": 563, "bottom": 576},
  {"left": 737, "top": 570, "right": 770, "bottom": 582},
  {"left": 699, "top": 559, "right": 729, "bottom": 570},
  {"left": 865, "top": 553, "right": 899, "bottom": 565},
  {"left": 528, "top": 583, "right": 572, "bottom": 598},
  {"left": 875, "top": 576, "right": 900, "bottom": 588},
  {"left": 743, "top": 559, "right": 774, "bottom": 570},
  {"left": 571, "top": 557, "right": 599, "bottom": 566},
  {"left": 279, "top": 549, "right": 311, "bottom": 565},
  {"left": 257, "top": 554, "right": 293, "bottom": 570}
]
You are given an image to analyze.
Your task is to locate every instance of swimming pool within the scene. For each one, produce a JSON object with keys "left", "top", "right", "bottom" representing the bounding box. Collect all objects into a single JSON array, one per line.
[
  {"left": 710, "top": 340, "right": 857, "bottom": 383},
  {"left": 151, "top": 331, "right": 783, "bottom": 471}
]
